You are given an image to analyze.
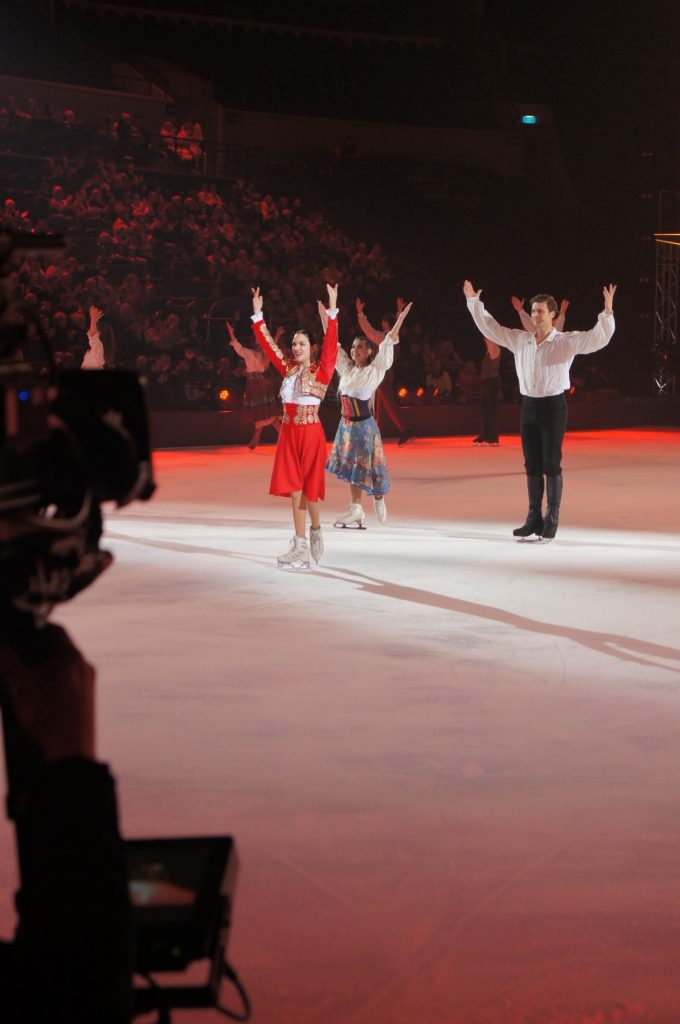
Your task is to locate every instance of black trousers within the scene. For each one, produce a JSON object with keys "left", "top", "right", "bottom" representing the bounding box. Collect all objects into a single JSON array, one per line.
[
  {"left": 520, "top": 394, "right": 567, "bottom": 477},
  {"left": 479, "top": 377, "right": 499, "bottom": 442}
]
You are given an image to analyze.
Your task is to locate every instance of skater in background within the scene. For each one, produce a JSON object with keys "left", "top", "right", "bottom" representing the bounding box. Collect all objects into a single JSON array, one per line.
[
  {"left": 356, "top": 297, "right": 413, "bottom": 446},
  {"left": 324, "top": 299, "right": 412, "bottom": 529},
  {"left": 463, "top": 280, "right": 617, "bottom": 540},
  {"left": 82, "top": 305, "right": 116, "bottom": 369},
  {"left": 512, "top": 294, "right": 570, "bottom": 332},
  {"left": 227, "top": 320, "right": 282, "bottom": 449},
  {"left": 472, "top": 337, "right": 501, "bottom": 445},
  {"left": 250, "top": 282, "right": 338, "bottom": 569}
]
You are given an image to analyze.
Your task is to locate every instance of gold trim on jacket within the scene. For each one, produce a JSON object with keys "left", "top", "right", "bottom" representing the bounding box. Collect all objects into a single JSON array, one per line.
[{"left": 259, "top": 322, "right": 330, "bottom": 400}]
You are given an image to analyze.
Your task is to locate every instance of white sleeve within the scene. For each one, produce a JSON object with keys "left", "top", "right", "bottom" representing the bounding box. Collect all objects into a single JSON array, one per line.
[
  {"left": 549, "top": 313, "right": 615, "bottom": 359},
  {"left": 517, "top": 308, "right": 534, "bottom": 332},
  {"left": 335, "top": 346, "right": 353, "bottom": 375},
  {"left": 467, "top": 297, "right": 522, "bottom": 353},
  {"left": 371, "top": 334, "right": 395, "bottom": 376}
]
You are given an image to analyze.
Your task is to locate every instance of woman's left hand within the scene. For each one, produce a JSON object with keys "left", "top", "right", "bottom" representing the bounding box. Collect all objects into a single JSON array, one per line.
[{"left": 389, "top": 300, "right": 413, "bottom": 341}]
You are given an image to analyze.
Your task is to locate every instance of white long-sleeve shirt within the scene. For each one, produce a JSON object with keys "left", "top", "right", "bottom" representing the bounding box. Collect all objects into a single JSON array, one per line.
[
  {"left": 466, "top": 297, "right": 615, "bottom": 398},
  {"left": 335, "top": 334, "right": 396, "bottom": 400}
]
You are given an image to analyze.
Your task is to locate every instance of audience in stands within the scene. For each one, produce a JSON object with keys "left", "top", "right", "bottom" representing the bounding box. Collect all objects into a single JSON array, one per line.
[{"left": 0, "top": 92, "right": 475, "bottom": 410}]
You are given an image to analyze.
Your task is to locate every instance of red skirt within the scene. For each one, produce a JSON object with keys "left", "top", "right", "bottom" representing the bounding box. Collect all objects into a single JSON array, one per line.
[
  {"left": 269, "top": 403, "right": 327, "bottom": 501},
  {"left": 242, "top": 372, "right": 281, "bottom": 424}
]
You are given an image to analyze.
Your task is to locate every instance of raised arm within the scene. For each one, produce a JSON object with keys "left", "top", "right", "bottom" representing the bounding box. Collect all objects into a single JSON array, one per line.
[
  {"left": 360, "top": 301, "right": 411, "bottom": 380},
  {"left": 463, "top": 280, "right": 520, "bottom": 352},
  {"left": 88, "top": 305, "right": 103, "bottom": 339},
  {"left": 355, "top": 297, "right": 385, "bottom": 346},
  {"left": 463, "top": 279, "right": 482, "bottom": 300},
  {"left": 250, "top": 286, "right": 287, "bottom": 375},
  {"left": 511, "top": 296, "right": 534, "bottom": 332},
  {"left": 317, "top": 282, "right": 339, "bottom": 383},
  {"left": 547, "top": 286, "right": 617, "bottom": 359},
  {"left": 226, "top": 320, "right": 248, "bottom": 359},
  {"left": 554, "top": 298, "right": 569, "bottom": 332},
  {"left": 385, "top": 300, "right": 412, "bottom": 344},
  {"left": 484, "top": 338, "right": 501, "bottom": 359}
]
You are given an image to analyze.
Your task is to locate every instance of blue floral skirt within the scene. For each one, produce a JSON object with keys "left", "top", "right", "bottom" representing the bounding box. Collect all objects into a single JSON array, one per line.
[{"left": 325, "top": 416, "right": 390, "bottom": 497}]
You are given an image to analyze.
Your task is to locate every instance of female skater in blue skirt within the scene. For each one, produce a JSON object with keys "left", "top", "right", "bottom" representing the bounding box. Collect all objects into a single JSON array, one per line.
[{"left": 325, "top": 300, "right": 412, "bottom": 528}]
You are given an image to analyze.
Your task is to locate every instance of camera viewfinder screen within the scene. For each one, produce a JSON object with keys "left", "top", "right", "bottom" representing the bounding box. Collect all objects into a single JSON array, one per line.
[{"left": 127, "top": 845, "right": 211, "bottom": 908}]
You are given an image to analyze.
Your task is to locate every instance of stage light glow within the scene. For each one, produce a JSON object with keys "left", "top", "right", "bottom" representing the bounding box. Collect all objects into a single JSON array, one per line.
[
  {"left": 521, "top": 114, "right": 537, "bottom": 125},
  {"left": 218, "top": 388, "right": 231, "bottom": 401},
  {"left": 397, "top": 387, "right": 408, "bottom": 399}
]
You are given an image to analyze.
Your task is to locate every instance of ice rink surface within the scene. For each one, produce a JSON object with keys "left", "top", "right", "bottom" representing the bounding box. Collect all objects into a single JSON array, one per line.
[{"left": 1, "top": 428, "right": 679, "bottom": 1023}]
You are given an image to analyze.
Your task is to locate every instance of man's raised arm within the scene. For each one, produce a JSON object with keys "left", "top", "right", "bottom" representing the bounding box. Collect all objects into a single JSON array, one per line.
[{"left": 463, "top": 280, "right": 519, "bottom": 352}]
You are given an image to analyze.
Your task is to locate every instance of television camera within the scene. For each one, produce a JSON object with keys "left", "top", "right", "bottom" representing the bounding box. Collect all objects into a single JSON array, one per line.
[{"left": 0, "top": 232, "right": 248, "bottom": 1022}]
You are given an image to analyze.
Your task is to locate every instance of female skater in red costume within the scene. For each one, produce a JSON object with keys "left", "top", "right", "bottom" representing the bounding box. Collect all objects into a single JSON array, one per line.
[{"left": 250, "top": 282, "right": 338, "bottom": 569}]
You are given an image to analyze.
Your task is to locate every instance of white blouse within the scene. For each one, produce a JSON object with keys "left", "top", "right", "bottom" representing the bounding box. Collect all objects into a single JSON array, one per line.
[
  {"left": 336, "top": 334, "right": 396, "bottom": 400},
  {"left": 279, "top": 371, "right": 320, "bottom": 406}
]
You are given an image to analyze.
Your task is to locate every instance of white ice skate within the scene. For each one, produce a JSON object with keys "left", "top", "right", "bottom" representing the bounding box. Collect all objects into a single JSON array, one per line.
[
  {"left": 373, "top": 496, "right": 387, "bottom": 524},
  {"left": 333, "top": 502, "right": 366, "bottom": 530},
  {"left": 309, "top": 526, "right": 324, "bottom": 564},
  {"left": 276, "top": 535, "right": 311, "bottom": 570}
]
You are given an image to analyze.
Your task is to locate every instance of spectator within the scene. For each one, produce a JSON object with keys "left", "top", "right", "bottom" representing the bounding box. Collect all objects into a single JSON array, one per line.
[{"left": 426, "top": 357, "right": 453, "bottom": 400}]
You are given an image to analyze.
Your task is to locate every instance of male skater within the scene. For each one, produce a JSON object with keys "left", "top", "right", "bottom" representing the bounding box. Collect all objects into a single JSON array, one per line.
[{"left": 463, "top": 280, "right": 617, "bottom": 540}]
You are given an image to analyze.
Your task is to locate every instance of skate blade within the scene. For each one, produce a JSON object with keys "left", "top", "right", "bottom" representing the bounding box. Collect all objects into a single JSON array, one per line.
[
  {"left": 277, "top": 561, "right": 312, "bottom": 570},
  {"left": 515, "top": 536, "right": 547, "bottom": 543},
  {"left": 333, "top": 522, "right": 366, "bottom": 530}
]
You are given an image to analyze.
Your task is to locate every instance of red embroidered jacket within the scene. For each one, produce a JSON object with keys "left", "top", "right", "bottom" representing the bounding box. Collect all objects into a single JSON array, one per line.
[{"left": 251, "top": 313, "right": 338, "bottom": 400}]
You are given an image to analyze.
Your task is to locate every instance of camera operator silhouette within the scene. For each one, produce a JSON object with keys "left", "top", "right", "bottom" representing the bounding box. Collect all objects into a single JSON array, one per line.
[{"left": 0, "top": 625, "right": 132, "bottom": 1023}]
